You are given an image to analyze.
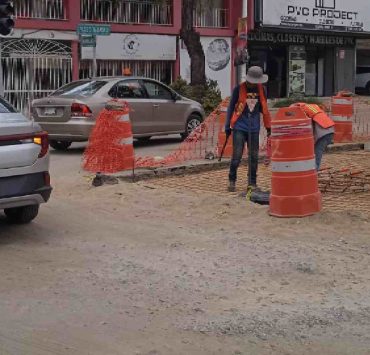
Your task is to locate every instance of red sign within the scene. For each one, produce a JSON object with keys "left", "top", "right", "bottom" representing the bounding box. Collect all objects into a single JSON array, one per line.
[{"left": 238, "top": 17, "right": 248, "bottom": 39}]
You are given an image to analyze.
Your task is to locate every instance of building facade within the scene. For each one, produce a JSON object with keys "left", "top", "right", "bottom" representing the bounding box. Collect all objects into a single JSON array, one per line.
[
  {"left": 248, "top": 0, "right": 370, "bottom": 98},
  {"left": 7, "top": 0, "right": 242, "bottom": 112}
]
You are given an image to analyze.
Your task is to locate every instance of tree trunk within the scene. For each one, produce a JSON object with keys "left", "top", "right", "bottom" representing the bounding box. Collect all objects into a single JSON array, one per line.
[{"left": 180, "top": 0, "right": 206, "bottom": 86}]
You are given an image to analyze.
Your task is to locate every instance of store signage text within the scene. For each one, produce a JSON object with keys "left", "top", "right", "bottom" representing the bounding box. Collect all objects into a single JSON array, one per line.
[
  {"left": 262, "top": 0, "right": 370, "bottom": 33},
  {"left": 247, "top": 32, "right": 355, "bottom": 46},
  {"left": 287, "top": 6, "right": 358, "bottom": 21}
]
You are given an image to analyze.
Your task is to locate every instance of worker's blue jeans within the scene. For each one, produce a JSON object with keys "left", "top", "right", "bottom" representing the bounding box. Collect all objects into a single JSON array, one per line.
[
  {"left": 229, "top": 129, "right": 260, "bottom": 185},
  {"left": 315, "top": 133, "right": 334, "bottom": 170}
]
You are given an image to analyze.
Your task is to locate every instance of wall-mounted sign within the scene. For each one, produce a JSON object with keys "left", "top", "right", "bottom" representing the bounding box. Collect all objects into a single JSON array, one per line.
[
  {"left": 81, "top": 34, "right": 176, "bottom": 61},
  {"left": 77, "top": 24, "right": 111, "bottom": 36},
  {"left": 247, "top": 31, "right": 355, "bottom": 46},
  {"left": 238, "top": 17, "right": 248, "bottom": 39},
  {"left": 263, "top": 0, "right": 370, "bottom": 33},
  {"left": 206, "top": 39, "right": 230, "bottom": 72},
  {"left": 80, "top": 35, "right": 96, "bottom": 47}
]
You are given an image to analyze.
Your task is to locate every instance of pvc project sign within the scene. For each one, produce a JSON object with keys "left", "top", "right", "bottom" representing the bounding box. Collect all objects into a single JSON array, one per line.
[{"left": 263, "top": 0, "right": 370, "bottom": 33}]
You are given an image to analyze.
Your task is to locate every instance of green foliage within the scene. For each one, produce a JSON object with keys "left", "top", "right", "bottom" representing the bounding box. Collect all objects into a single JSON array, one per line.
[
  {"left": 273, "top": 95, "right": 323, "bottom": 108},
  {"left": 170, "top": 76, "right": 222, "bottom": 115}
]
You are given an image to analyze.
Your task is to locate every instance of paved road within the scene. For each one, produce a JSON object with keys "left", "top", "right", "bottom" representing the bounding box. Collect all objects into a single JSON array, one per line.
[
  {"left": 1, "top": 135, "right": 370, "bottom": 354},
  {"left": 1, "top": 160, "right": 370, "bottom": 354}
]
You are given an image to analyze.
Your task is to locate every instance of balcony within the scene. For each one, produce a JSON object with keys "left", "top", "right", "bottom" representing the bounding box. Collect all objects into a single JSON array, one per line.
[
  {"left": 80, "top": 0, "right": 173, "bottom": 26},
  {"left": 13, "top": 0, "right": 66, "bottom": 20},
  {"left": 194, "top": 8, "right": 229, "bottom": 28}
]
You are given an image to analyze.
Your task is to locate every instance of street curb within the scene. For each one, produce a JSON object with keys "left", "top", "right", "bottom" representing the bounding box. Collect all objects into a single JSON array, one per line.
[
  {"left": 95, "top": 143, "right": 366, "bottom": 185},
  {"left": 119, "top": 160, "right": 232, "bottom": 182},
  {"left": 326, "top": 143, "right": 364, "bottom": 153}
]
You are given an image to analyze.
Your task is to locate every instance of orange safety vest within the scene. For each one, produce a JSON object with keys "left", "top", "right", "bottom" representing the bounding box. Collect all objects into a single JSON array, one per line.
[
  {"left": 291, "top": 103, "right": 335, "bottom": 129},
  {"left": 230, "top": 82, "right": 271, "bottom": 129}
]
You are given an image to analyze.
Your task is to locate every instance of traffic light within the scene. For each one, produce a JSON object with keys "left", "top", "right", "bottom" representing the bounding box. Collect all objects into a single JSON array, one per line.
[{"left": 0, "top": 0, "right": 14, "bottom": 36}]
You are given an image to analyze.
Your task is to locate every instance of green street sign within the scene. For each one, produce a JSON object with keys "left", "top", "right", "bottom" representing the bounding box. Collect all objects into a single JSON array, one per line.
[
  {"left": 80, "top": 35, "right": 96, "bottom": 47},
  {"left": 77, "top": 24, "right": 111, "bottom": 36}
]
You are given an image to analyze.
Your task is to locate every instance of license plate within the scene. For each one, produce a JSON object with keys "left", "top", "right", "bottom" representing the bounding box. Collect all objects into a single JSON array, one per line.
[{"left": 44, "top": 107, "right": 56, "bottom": 116}]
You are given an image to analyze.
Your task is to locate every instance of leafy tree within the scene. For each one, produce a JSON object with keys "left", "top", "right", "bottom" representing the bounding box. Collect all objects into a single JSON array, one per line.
[{"left": 99, "top": 0, "right": 219, "bottom": 86}]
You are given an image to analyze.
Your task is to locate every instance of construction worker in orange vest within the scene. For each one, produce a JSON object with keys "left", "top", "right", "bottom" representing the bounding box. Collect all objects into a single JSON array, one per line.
[
  {"left": 290, "top": 103, "right": 335, "bottom": 170},
  {"left": 123, "top": 67, "right": 132, "bottom": 76},
  {"left": 225, "top": 66, "right": 272, "bottom": 192}
]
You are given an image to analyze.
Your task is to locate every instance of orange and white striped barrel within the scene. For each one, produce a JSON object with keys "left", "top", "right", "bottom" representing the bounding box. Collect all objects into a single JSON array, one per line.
[
  {"left": 331, "top": 92, "right": 353, "bottom": 143},
  {"left": 269, "top": 107, "right": 322, "bottom": 218}
]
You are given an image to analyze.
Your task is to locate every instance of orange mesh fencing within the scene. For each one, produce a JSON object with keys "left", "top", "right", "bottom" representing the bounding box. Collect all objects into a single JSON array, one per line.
[
  {"left": 135, "top": 98, "right": 269, "bottom": 169},
  {"left": 82, "top": 96, "right": 370, "bottom": 175},
  {"left": 83, "top": 100, "right": 135, "bottom": 174},
  {"left": 352, "top": 97, "right": 370, "bottom": 142}
]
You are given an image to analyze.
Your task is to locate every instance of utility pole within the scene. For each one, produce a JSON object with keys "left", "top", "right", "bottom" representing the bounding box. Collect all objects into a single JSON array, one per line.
[{"left": 237, "top": 0, "right": 248, "bottom": 84}]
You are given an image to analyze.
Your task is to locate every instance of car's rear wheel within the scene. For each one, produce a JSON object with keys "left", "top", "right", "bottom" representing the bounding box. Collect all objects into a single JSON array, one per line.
[
  {"left": 50, "top": 140, "right": 72, "bottom": 151},
  {"left": 181, "top": 114, "right": 202, "bottom": 140},
  {"left": 5, "top": 205, "right": 39, "bottom": 224}
]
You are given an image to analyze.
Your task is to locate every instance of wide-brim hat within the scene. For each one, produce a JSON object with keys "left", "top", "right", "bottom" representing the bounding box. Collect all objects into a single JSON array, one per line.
[{"left": 245, "top": 66, "right": 268, "bottom": 84}]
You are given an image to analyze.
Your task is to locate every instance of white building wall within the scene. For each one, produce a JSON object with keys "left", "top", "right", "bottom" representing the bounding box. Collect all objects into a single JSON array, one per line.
[{"left": 180, "top": 36, "right": 233, "bottom": 98}]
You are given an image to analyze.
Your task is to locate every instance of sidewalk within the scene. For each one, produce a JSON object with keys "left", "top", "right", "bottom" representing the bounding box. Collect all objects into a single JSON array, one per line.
[
  {"left": 115, "top": 142, "right": 365, "bottom": 182},
  {"left": 150, "top": 150, "right": 370, "bottom": 215}
]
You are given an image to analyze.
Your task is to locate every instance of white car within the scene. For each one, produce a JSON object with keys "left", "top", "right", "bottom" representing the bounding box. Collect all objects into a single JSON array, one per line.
[
  {"left": 0, "top": 97, "right": 52, "bottom": 224},
  {"left": 356, "top": 66, "right": 370, "bottom": 95}
]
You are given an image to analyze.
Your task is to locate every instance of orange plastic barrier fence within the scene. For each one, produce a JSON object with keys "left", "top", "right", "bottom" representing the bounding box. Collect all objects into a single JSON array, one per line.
[{"left": 83, "top": 100, "right": 134, "bottom": 174}]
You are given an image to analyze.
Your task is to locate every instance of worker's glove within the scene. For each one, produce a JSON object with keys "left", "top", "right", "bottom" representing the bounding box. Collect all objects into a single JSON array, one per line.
[
  {"left": 266, "top": 128, "right": 271, "bottom": 137},
  {"left": 225, "top": 127, "right": 232, "bottom": 137}
]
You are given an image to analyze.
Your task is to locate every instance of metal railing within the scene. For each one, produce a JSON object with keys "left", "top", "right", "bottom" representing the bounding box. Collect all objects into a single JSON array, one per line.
[
  {"left": 13, "top": 0, "right": 66, "bottom": 20},
  {"left": 80, "top": 0, "right": 173, "bottom": 25},
  {"left": 1, "top": 39, "right": 72, "bottom": 115},
  {"left": 193, "top": 8, "right": 229, "bottom": 28},
  {"left": 79, "top": 60, "right": 173, "bottom": 85}
]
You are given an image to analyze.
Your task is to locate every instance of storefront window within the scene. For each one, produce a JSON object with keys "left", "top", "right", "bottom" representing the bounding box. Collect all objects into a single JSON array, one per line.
[{"left": 249, "top": 46, "right": 287, "bottom": 98}]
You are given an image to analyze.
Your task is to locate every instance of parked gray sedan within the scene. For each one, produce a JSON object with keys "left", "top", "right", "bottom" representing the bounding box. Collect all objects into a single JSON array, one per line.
[
  {"left": 0, "top": 97, "right": 51, "bottom": 224},
  {"left": 32, "top": 77, "right": 205, "bottom": 151}
]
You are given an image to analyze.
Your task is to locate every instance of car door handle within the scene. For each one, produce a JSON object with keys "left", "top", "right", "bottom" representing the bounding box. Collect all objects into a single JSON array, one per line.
[{"left": 153, "top": 104, "right": 160, "bottom": 108}]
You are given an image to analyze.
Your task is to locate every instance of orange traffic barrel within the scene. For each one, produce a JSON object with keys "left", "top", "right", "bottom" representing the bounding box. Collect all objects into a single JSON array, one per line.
[
  {"left": 269, "top": 107, "right": 322, "bottom": 218},
  {"left": 217, "top": 103, "right": 233, "bottom": 158},
  {"left": 331, "top": 92, "right": 353, "bottom": 143}
]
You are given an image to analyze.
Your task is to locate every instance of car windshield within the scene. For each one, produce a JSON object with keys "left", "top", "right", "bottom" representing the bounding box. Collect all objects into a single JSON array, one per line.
[
  {"left": 0, "top": 97, "right": 17, "bottom": 114},
  {"left": 51, "top": 80, "right": 107, "bottom": 97}
]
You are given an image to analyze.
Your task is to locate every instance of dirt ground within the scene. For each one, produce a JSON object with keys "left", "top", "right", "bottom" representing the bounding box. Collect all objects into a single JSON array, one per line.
[{"left": 1, "top": 166, "right": 370, "bottom": 354}]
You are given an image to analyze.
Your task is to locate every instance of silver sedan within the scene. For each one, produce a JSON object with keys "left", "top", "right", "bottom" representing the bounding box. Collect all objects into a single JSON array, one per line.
[{"left": 32, "top": 77, "right": 205, "bottom": 151}]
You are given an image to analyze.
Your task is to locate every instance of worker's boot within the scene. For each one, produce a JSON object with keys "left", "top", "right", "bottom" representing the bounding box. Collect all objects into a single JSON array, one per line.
[
  {"left": 250, "top": 184, "right": 260, "bottom": 192},
  {"left": 228, "top": 181, "right": 236, "bottom": 192},
  {"left": 246, "top": 184, "right": 260, "bottom": 200}
]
